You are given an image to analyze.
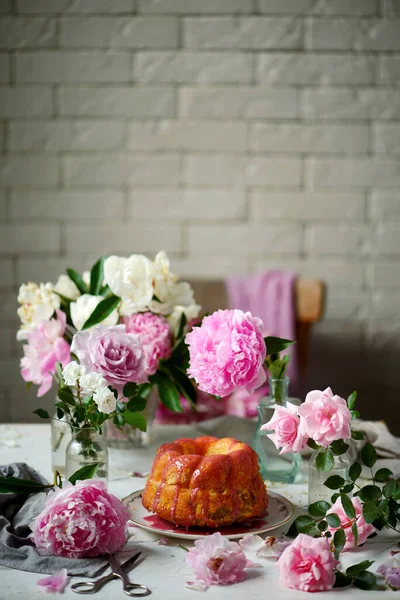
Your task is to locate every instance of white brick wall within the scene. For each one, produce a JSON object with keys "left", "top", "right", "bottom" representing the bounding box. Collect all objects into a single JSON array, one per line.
[{"left": 0, "top": 0, "right": 399, "bottom": 428}]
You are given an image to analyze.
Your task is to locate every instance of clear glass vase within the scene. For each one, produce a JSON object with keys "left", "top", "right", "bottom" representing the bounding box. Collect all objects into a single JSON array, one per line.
[
  {"left": 65, "top": 427, "right": 108, "bottom": 484},
  {"left": 253, "top": 376, "right": 302, "bottom": 484},
  {"left": 308, "top": 445, "right": 354, "bottom": 504},
  {"left": 103, "top": 389, "right": 158, "bottom": 449},
  {"left": 51, "top": 413, "right": 72, "bottom": 476}
]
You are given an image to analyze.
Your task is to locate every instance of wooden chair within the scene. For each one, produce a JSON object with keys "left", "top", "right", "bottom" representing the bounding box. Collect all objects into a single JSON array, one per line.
[{"left": 188, "top": 278, "right": 325, "bottom": 376}]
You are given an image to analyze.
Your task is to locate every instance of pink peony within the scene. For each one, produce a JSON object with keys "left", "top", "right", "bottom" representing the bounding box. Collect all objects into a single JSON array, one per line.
[
  {"left": 31, "top": 480, "right": 131, "bottom": 559},
  {"left": 278, "top": 533, "right": 338, "bottom": 592},
  {"left": 185, "top": 309, "right": 266, "bottom": 398},
  {"left": 20, "top": 310, "right": 70, "bottom": 397},
  {"left": 298, "top": 387, "right": 351, "bottom": 448},
  {"left": 325, "top": 496, "right": 375, "bottom": 551},
  {"left": 261, "top": 402, "right": 308, "bottom": 455},
  {"left": 37, "top": 569, "right": 68, "bottom": 593},
  {"left": 186, "top": 532, "right": 248, "bottom": 588},
  {"left": 122, "top": 312, "right": 172, "bottom": 375},
  {"left": 224, "top": 384, "right": 268, "bottom": 419},
  {"left": 71, "top": 325, "right": 147, "bottom": 391}
]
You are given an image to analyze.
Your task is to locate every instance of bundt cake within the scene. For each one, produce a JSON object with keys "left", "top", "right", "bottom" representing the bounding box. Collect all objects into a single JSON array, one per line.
[{"left": 142, "top": 436, "right": 269, "bottom": 528}]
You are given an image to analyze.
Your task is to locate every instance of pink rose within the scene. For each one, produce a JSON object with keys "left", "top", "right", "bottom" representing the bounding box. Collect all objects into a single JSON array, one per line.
[
  {"left": 261, "top": 402, "right": 308, "bottom": 454},
  {"left": 278, "top": 533, "right": 338, "bottom": 592},
  {"left": 298, "top": 387, "right": 351, "bottom": 447},
  {"left": 185, "top": 309, "right": 266, "bottom": 398},
  {"left": 20, "top": 310, "right": 70, "bottom": 397},
  {"left": 71, "top": 325, "right": 147, "bottom": 390},
  {"left": 186, "top": 532, "right": 248, "bottom": 588},
  {"left": 326, "top": 496, "right": 375, "bottom": 551},
  {"left": 31, "top": 480, "right": 131, "bottom": 558},
  {"left": 122, "top": 312, "right": 172, "bottom": 375}
]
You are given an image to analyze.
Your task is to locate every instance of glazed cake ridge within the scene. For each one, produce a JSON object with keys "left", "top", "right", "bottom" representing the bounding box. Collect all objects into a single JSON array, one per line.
[{"left": 142, "top": 435, "right": 269, "bottom": 528}]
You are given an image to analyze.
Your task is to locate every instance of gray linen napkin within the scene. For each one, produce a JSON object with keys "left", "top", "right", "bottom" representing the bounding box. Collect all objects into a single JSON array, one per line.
[{"left": 0, "top": 463, "right": 108, "bottom": 576}]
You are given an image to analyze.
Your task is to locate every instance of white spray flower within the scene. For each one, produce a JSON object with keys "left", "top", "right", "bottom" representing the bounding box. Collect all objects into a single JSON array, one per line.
[
  {"left": 17, "top": 282, "right": 60, "bottom": 340},
  {"left": 54, "top": 274, "right": 80, "bottom": 301},
  {"left": 62, "top": 361, "right": 85, "bottom": 386},
  {"left": 80, "top": 372, "right": 107, "bottom": 395},
  {"left": 93, "top": 387, "right": 116, "bottom": 415}
]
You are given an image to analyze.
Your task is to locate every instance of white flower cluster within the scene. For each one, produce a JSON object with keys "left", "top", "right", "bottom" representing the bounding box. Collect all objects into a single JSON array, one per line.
[
  {"left": 61, "top": 361, "right": 116, "bottom": 415},
  {"left": 104, "top": 250, "right": 201, "bottom": 323},
  {"left": 17, "top": 282, "right": 61, "bottom": 340}
]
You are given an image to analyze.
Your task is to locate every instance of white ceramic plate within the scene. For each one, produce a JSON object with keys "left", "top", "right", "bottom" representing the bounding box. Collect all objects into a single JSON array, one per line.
[{"left": 122, "top": 489, "right": 294, "bottom": 541}]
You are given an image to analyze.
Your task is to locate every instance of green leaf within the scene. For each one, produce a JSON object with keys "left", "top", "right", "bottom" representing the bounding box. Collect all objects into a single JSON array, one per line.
[
  {"left": 56, "top": 407, "right": 64, "bottom": 420},
  {"left": 81, "top": 295, "right": 120, "bottom": 330},
  {"left": 264, "top": 336, "right": 295, "bottom": 355},
  {"left": 334, "top": 571, "right": 352, "bottom": 588},
  {"left": 374, "top": 468, "right": 393, "bottom": 483},
  {"left": 318, "top": 520, "right": 328, "bottom": 532},
  {"left": 330, "top": 440, "right": 349, "bottom": 456},
  {"left": 346, "top": 561, "right": 374, "bottom": 578},
  {"left": 358, "top": 485, "right": 381, "bottom": 504},
  {"left": 316, "top": 449, "right": 334, "bottom": 472},
  {"left": 58, "top": 388, "right": 75, "bottom": 405},
  {"left": 326, "top": 513, "right": 341, "bottom": 528},
  {"left": 89, "top": 256, "right": 104, "bottom": 296},
  {"left": 138, "top": 383, "right": 152, "bottom": 399},
  {"left": 341, "top": 483, "right": 354, "bottom": 494},
  {"left": 66, "top": 268, "right": 88, "bottom": 295},
  {"left": 340, "top": 494, "right": 356, "bottom": 519},
  {"left": 349, "top": 461, "right": 362, "bottom": 482},
  {"left": 350, "top": 410, "right": 360, "bottom": 419},
  {"left": 308, "top": 500, "right": 331, "bottom": 517},
  {"left": 324, "top": 474, "right": 345, "bottom": 489},
  {"left": 123, "top": 382, "right": 138, "bottom": 398},
  {"left": 176, "top": 312, "right": 187, "bottom": 340},
  {"left": 333, "top": 528, "right": 346, "bottom": 556},
  {"left": 290, "top": 515, "right": 315, "bottom": 534},
  {"left": 68, "top": 463, "right": 99, "bottom": 485},
  {"left": 331, "top": 492, "right": 340, "bottom": 503},
  {"left": 169, "top": 365, "right": 197, "bottom": 404},
  {"left": 383, "top": 479, "right": 396, "bottom": 498},
  {"left": 0, "top": 476, "right": 53, "bottom": 494},
  {"left": 351, "top": 430, "right": 364, "bottom": 440},
  {"left": 353, "top": 571, "right": 378, "bottom": 591},
  {"left": 127, "top": 396, "right": 147, "bottom": 412},
  {"left": 307, "top": 439, "right": 320, "bottom": 450},
  {"left": 25, "top": 381, "right": 33, "bottom": 390},
  {"left": 363, "top": 500, "right": 379, "bottom": 524},
  {"left": 124, "top": 411, "right": 147, "bottom": 432},
  {"left": 156, "top": 372, "right": 183, "bottom": 413},
  {"left": 347, "top": 391, "right": 357, "bottom": 410},
  {"left": 361, "top": 443, "right": 377, "bottom": 468},
  {"left": 352, "top": 520, "right": 358, "bottom": 547},
  {"left": 33, "top": 408, "right": 50, "bottom": 419}
]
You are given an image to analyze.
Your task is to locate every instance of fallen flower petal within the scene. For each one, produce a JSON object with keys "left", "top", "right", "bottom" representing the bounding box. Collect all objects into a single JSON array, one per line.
[
  {"left": 37, "top": 569, "right": 68, "bottom": 593},
  {"left": 157, "top": 536, "right": 169, "bottom": 545},
  {"left": 245, "top": 559, "right": 262, "bottom": 568},
  {"left": 257, "top": 537, "right": 291, "bottom": 559},
  {"left": 238, "top": 534, "right": 264, "bottom": 551},
  {"left": 185, "top": 581, "right": 208, "bottom": 592},
  {"left": 131, "top": 471, "right": 150, "bottom": 478}
]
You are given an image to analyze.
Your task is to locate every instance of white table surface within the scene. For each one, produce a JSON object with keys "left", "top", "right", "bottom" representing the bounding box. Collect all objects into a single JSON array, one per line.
[{"left": 0, "top": 423, "right": 398, "bottom": 600}]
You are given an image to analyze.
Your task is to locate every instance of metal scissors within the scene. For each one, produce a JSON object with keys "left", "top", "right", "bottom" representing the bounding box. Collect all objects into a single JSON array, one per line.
[{"left": 71, "top": 552, "right": 151, "bottom": 596}]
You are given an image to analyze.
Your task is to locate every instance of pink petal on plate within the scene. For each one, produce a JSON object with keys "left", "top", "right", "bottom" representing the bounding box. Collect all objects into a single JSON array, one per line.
[
  {"left": 238, "top": 534, "right": 264, "bottom": 551},
  {"left": 131, "top": 471, "right": 150, "bottom": 478},
  {"left": 37, "top": 569, "right": 68, "bottom": 593},
  {"left": 157, "top": 536, "right": 169, "bottom": 545},
  {"left": 245, "top": 559, "right": 262, "bottom": 568},
  {"left": 185, "top": 581, "right": 208, "bottom": 592}
]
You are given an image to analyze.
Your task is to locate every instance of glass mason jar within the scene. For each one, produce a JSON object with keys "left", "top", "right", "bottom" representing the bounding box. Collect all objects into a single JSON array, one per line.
[
  {"left": 65, "top": 427, "right": 108, "bottom": 483},
  {"left": 308, "top": 444, "right": 355, "bottom": 505},
  {"left": 253, "top": 376, "right": 302, "bottom": 484},
  {"left": 103, "top": 389, "right": 159, "bottom": 449},
  {"left": 51, "top": 412, "right": 72, "bottom": 476}
]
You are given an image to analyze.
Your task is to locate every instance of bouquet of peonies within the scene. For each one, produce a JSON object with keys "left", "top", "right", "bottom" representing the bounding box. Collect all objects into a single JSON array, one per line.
[{"left": 17, "top": 251, "right": 201, "bottom": 431}]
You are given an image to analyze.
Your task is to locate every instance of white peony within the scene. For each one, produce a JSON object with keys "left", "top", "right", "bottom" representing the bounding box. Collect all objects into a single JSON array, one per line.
[
  {"left": 93, "top": 387, "right": 116, "bottom": 414},
  {"left": 70, "top": 294, "right": 119, "bottom": 331},
  {"left": 17, "top": 282, "right": 60, "bottom": 340},
  {"left": 150, "top": 252, "right": 198, "bottom": 315},
  {"left": 103, "top": 254, "right": 154, "bottom": 316},
  {"left": 152, "top": 251, "right": 178, "bottom": 301},
  {"left": 80, "top": 372, "right": 107, "bottom": 395},
  {"left": 82, "top": 271, "right": 91, "bottom": 286},
  {"left": 62, "top": 361, "right": 85, "bottom": 386},
  {"left": 167, "top": 303, "right": 202, "bottom": 333},
  {"left": 54, "top": 274, "right": 80, "bottom": 300}
]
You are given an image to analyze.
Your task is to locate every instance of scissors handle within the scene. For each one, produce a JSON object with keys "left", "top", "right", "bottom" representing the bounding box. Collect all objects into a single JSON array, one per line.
[
  {"left": 122, "top": 582, "right": 152, "bottom": 597},
  {"left": 71, "top": 573, "right": 115, "bottom": 594}
]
